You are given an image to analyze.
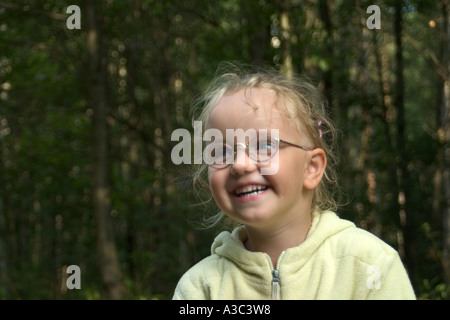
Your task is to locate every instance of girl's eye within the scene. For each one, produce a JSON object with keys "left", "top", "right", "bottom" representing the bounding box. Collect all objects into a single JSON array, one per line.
[
  {"left": 217, "top": 144, "right": 233, "bottom": 160},
  {"left": 221, "top": 145, "right": 229, "bottom": 157},
  {"left": 211, "top": 145, "right": 228, "bottom": 157},
  {"left": 256, "top": 140, "right": 274, "bottom": 157},
  {"left": 257, "top": 140, "right": 272, "bottom": 150}
]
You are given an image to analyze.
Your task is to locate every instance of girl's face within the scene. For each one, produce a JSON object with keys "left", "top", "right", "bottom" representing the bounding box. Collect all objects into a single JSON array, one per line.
[{"left": 206, "top": 88, "right": 324, "bottom": 232}]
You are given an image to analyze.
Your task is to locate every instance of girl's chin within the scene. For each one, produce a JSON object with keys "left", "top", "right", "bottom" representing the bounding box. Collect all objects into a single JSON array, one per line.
[{"left": 226, "top": 208, "right": 275, "bottom": 227}]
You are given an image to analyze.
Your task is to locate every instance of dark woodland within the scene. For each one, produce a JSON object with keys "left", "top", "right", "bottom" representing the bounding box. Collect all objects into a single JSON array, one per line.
[{"left": 0, "top": 0, "right": 448, "bottom": 300}]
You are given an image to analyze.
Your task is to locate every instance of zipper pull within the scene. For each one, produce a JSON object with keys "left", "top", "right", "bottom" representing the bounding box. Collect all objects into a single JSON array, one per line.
[{"left": 271, "top": 269, "right": 281, "bottom": 300}]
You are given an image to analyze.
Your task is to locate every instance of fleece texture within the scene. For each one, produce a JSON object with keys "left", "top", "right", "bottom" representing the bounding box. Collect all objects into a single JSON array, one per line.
[{"left": 173, "top": 210, "right": 416, "bottom": 300}]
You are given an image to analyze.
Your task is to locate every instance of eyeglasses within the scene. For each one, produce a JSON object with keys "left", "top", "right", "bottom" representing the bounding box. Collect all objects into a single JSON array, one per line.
[{"left": 206, "top": 136, "right": 312, "bottom": 169}]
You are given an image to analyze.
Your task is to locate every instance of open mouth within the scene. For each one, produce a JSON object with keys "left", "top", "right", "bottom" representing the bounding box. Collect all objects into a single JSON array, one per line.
[{"left": 233, "top": 185, "right": 269, "bottom": 198}]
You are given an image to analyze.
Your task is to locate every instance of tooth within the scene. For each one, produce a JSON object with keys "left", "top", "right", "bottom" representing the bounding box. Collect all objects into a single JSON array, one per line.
[{"left": 235, "top": 185, "right": 267, "bottom": 195}]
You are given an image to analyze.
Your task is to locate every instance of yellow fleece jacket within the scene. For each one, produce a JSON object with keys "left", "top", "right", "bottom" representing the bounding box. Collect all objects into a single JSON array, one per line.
[{"left": 172, "top": 210, "right": 416, "bottom": 300}]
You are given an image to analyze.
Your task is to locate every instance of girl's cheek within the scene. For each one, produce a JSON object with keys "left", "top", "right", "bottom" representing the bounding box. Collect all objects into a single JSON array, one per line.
[
  {"left": 208, "top": 169, "right": 223, "bottom": 191},
  {"left": 207, "top": 166, "right": 217, "bottom": 182},
  {"left": 261, "top": 152, "right": 281, "bottom": 176}
]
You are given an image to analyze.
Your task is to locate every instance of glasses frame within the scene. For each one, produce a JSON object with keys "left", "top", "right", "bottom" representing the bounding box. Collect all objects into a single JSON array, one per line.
[{"left": 208, "top": 137, "right": 313, "bottom": 169}]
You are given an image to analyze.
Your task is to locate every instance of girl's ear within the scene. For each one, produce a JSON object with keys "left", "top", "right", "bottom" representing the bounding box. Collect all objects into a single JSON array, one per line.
[{"left": 303, "top": 148, "right": 327, "bottom": 189}]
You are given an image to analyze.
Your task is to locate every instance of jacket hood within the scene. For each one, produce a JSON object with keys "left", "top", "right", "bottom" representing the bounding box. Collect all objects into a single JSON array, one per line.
[{"left": 211, "top": 210, "right": 356, "bottom": 272}]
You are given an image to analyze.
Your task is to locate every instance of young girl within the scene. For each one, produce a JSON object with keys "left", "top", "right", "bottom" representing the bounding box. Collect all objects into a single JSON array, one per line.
[{"left": 172, "top": 64, "right": 416, "bottom": 300}]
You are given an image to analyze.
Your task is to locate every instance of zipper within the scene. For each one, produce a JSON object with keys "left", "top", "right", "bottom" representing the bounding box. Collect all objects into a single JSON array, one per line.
[
  {"left": 271, "top": 270, "right": 281, "bottom": 300},
  {"left": 271, "top": 251, "right": 286, "bottom": 300}
]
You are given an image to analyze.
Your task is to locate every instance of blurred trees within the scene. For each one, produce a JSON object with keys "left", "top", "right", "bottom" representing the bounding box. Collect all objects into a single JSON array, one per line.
[{"left": 0, "top": 0, "right": 447, "bottom": 299}]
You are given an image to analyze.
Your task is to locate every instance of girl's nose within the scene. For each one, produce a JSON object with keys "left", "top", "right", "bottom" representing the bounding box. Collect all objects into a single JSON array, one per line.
[{"left": 230, "top": 146, "right": 258, "bottom": 175}]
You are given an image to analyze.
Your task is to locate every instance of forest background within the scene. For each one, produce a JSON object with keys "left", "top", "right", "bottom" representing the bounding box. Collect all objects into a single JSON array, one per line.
[{"left": 0, "top": 0, "right": 449, "bottom": 300}]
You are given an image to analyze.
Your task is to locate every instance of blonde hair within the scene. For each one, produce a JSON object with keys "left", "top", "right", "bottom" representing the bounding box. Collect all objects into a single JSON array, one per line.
[{"left": 191, "top": 63, "right": 341, "bottom": 228}]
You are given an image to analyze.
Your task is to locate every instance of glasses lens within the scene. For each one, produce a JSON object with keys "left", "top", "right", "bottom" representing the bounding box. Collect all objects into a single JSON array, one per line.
[
  {"left": 207, "top": 143, "right": 233, "bottom": 168},
  {"left": 207, "top": 137, "right": 279, "bottom": 168},
  {"left": 250, "top": 136, "right": 278, "bottom": 162}
]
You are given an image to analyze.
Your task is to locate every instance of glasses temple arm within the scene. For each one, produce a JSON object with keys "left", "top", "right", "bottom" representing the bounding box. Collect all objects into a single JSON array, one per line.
[{"left": 279, "top": 139, "right": 313, "bottom": 151}]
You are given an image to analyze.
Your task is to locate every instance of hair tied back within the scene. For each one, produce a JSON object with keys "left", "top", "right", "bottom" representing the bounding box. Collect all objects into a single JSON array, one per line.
[{"left": 317, "top": 120, "right": 323, "bottom": 138}]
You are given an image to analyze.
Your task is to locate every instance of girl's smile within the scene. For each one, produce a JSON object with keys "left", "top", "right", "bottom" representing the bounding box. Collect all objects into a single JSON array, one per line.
[{"left": 231, "top": 182, "right": 271, "bottom": 202}]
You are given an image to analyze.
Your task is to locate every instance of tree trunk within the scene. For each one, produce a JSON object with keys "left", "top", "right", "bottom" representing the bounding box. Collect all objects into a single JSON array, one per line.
[
  {"left": 280, "top": 8, "right": 294, "bottom": 79},
  {"left": 85, "top": 0, "right": 127, "bottom": 299},
  {"left": 318, "top": 0, "right": 334, "bottom": 118},
  {"left": 393, "top": 0, "right": 418, "bottom": 289}
]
